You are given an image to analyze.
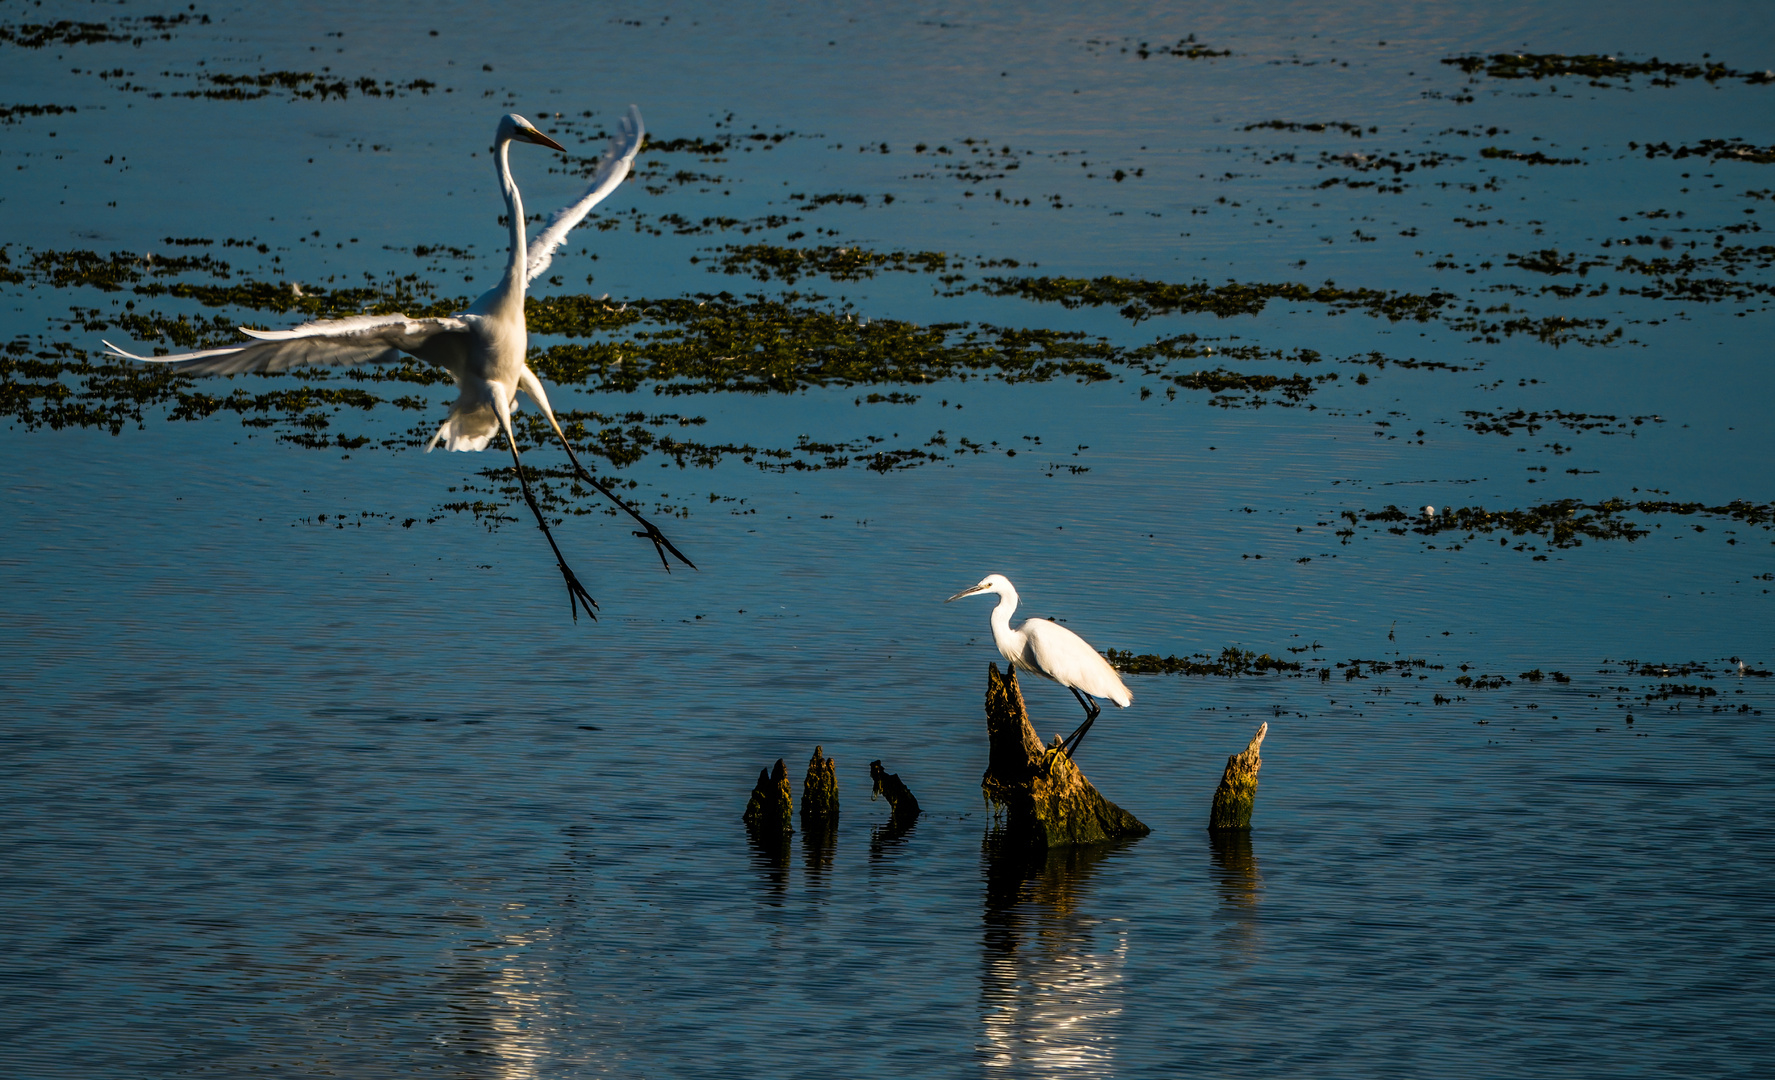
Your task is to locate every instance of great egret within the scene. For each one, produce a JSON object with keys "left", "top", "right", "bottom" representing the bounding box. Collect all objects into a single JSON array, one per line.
[
  {"left": 103, "top": 108, "right": 691, "bottom": 621},
  {"left": 947, "top": 574, "right": 1132, "bottom": 764}
]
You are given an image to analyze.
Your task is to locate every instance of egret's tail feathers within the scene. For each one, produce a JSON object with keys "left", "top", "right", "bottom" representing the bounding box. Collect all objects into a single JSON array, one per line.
[{"left": 425, "top": 407, "right": 499, "bottom": 452}]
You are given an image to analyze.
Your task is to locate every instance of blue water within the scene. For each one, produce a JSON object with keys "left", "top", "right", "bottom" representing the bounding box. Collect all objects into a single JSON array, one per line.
[{"left": 3, "top": 1, "right": 1774, "bottom": 1076}]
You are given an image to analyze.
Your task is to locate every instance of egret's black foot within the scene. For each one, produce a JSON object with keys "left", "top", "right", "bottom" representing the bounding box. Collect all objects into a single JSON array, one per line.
[
  {"left": 632, "top": 525, "right": 696, "bottom": 572},
  {"left": 557, "top": 563, "right": 599, "bottom": 622}
]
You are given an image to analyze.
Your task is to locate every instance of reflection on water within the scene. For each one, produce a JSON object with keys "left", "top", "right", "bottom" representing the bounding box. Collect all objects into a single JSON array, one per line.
[
  {"left": 869, "top": 815, "right": 918, "bottom": 863},
  {"left": 978, "top": 833, "right": 1138, "bottom": 1076},
  {"left": 439, "top": 921, "right": 560, "bottom": 1079},
  {"left": 746, "top": 828, "right": 792, "bottom": 903},
  {"left": 803, "top": 817, "right": 837, "bottom": 884},
  {"left": 1207, "top": 830, "right": 1263, "bottom": 965}
]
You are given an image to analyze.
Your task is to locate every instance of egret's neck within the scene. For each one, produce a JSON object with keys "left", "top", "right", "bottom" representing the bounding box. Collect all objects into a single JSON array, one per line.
[
  {"left": 494, "top": 137, "right": 527, "bottom": 306},
  {"left": 988, "top": 586, "right": 1020, "bottom": 654}
]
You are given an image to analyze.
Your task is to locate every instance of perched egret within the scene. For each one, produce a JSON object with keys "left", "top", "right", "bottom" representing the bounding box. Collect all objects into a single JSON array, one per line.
[
  {"left": 103, "top": 108, "right": 691, "bottom": 621},
  {"left": 947, "top": 574, "right": 1132, "bottom": 764}
]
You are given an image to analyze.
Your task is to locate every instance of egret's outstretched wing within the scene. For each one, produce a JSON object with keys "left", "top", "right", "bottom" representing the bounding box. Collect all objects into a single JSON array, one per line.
[
  {"left": 524, "top": 105, "right": 644, "bottom": 287},
  {"left": 103, "top": 313, "right": 474, "bottom": 375}
]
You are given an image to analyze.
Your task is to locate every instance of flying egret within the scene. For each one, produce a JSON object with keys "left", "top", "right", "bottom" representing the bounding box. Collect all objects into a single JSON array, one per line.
[
  {"left": 103, "top": 108, "right": 691, "bottom": 621},
  {"left": 947, "top": 574, "right": 1132, "bottom": 765}
]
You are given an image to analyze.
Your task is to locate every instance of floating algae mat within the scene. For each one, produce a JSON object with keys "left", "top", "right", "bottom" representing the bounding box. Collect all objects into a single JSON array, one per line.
[{"left": 3, "top": 3, "right": 1774, "bottom": 1077}]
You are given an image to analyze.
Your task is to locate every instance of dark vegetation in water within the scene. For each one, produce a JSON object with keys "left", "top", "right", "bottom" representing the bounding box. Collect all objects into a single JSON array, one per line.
[
  {"left": 703, "top": 244, "right": 953, "bottom": 284},
  {"left": 1631, "top": 139, "right": 1775, "bottom": 165},
  {"left": 980, "top": 274, "right": 1456, "bottom": 323},
  {"left": 1462, "top": 409, "right": 1662, "bottom": 437},
  {"left": 95, "top": 68, "right": 444, "bottom": 101},
  {"left": 1105, "top": 647, "right": 1300, "bottom": 676},
  {"left": 1358, "top": 498, "right": 1775, "bottom": 549},
  {"left": 1441, "top": 52, "right": 1775, "bottom": 87},
  {"left": 0, "top": 103, "right": 79, "bottom": 124},
  {"left": 1480, "top": 146, "right": 1584, "bottom": 166},
  {"left": 1494, "top": 241, "right": 1775, "bottom": 306},
  {"left": 0, "top": 12, "right": 205, "bottom": 49},
  {"left": 1136, "top": 35, "right": 1230, "bottom": 61},
  {"left": 1245, "top": 120, "right": 1366, "bottom": 138}
]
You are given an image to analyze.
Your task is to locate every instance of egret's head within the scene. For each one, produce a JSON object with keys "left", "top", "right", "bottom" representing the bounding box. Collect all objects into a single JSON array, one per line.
[
  {"left": 946, "top": 573, "right": 1014, "bottom": 603},
  {"left": 497, "top": 113, "right": 568, "bottom": 153}
]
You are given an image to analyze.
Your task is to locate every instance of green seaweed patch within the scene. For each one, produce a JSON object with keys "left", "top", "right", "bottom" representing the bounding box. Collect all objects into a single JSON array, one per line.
[
  {"left": 1, "top": 341, "right": 192, "bottom": 435},
  {"left": 529, "top": 294, "right": 1132, "bottom": 394},
  {"left": 0, "top": 12, "right": 205, "bottom": 49},
  {"left": 1441, "top": 52, "right": 1775, "bottom": 87},
  {"left": 1462, "top": 409, "right": 1662, "bottom": 436},
  {"left": 702, "top": 244, "right": 950, "bottom": 284},
  {"left": 981, "top": 274, "right": 1456, "bottom": 324},
  {"left": 1442, "top": 305, "right": 1620, "bottom": 346},
  {"left": 1631, "top": 139, "right": 1775, "bottom": 164},
  {"left": 20, "top": 248, "right": 235, "bottom": 291},
  {"left": 1105, "top": 646, "right": 1300, "bottom": 676},
  {"left": 1169, "top": 367, "right": 1320, "bottom": 404},
  {"left": 1481, "top": 146, "right": 1584, "bottom": 166}
]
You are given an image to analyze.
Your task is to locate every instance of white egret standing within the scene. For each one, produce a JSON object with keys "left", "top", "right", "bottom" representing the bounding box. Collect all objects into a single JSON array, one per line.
[
  {"left": 947, "top": 574, "right": 1132, "bottom": 765},
  {"left": 103, "top": 108, "right": 691, "bottom": 621}
]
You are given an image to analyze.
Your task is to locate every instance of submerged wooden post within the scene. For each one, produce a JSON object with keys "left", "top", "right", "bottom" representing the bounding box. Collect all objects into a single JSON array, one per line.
[
  {"left": 801, "top": 746, "right": 839, "bottom": 827},
  {"left": 869, "top": 760, "right": 921, "bottom": 822},
  {"left": 743, "top": 758, "right": 794, "bottom": 836},
  {"left": 980, "top": 663, "right": 1149, "bottom": 848},
  {"left": 1207, "top": 722, "right": 1267, "bottom": 831}
]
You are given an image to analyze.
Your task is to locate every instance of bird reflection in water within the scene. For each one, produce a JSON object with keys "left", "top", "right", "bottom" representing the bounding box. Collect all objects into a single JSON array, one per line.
[
  {"left": 1207, "top": 829, "right": 1264, "bottom": 965},
  {"left": 436, "top": 918, "right": 569, "bottom": 1079},
  {"left": 978, "top": 830, "right": 1138, "bottom": 1075}
]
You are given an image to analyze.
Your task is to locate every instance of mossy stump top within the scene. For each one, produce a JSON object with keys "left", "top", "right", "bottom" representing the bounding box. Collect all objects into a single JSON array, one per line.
[
  {"left": 743, "top": 758, "right": 794, "bottom": 836},
  {"left": 1207, "top": 722, "right": 1266, "bottom": 832},
  {"left": 981, "top": 663, "right": 1149, "bottom": 848},
  {"left": 801, "top": 746, "right": 839, "bottom": 825}
]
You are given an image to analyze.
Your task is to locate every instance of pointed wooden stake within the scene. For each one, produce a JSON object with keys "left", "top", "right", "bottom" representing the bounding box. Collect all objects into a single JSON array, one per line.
[
  {"left": 1207, "top": 722, "right": 1267, "bottom": 832},
  {"left": 743, "top": 758, "right": 793, "bottom": 836}
]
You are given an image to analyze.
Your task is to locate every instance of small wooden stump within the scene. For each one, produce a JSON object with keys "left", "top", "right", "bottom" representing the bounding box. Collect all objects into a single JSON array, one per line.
[
  {"left": 743, "top": 758, "right": 794, "bottom": 837},
  {"left": 1207, "top": 722, "right": 1266, "bottom": 832},
  {"left": 869, "top": 760, "right": 921, "bottom": 822},
  {"left": 980, "top": 663, "right": 1149, "bottom": 848},
  {"left": 801, "top": 745, "right": 839, "bottom": 843}
]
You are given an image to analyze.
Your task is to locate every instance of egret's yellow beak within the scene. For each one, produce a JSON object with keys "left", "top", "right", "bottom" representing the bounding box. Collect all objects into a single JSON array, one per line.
[
  {"left": 946, "top": 583, "right": 990, "bottom": 603},
  {"left": 526, "top": 128, "right": 568, "bottom": 153}
]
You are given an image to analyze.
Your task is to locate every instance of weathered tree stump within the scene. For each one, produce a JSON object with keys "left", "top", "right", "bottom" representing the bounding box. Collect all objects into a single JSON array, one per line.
[
  {"left": 980, "top": 663, "right": 1149, "bottom": 848},
  {"left": 1207, "top": 722, "right": 1266, "bottom": 831},
  {"left": 805, "top": 746, "right": 837, "bottom": 831},
  {"left": 743, "top": 758, "right": 793, "bottom": 836},
  {"left": 869, "top": 760, "right": 921, "bottom": 822}
]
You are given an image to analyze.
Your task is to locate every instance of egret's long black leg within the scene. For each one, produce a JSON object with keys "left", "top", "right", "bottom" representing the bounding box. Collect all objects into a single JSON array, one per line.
[
  {"left": 496, "top": 392, "right": 597, "bottom": 621},
  {"left": 1060, "top": 688, "right": 1102, "bottom": 758},
  {"left": 1041, "top": 689, "right": 1102, "bottom": 776},
  {"left": 526, "top": 378, "right": 695, "bottom": 572}
]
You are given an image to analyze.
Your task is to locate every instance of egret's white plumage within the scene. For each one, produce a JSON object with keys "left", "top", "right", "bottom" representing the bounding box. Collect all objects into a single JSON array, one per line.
[
  {"left": 947, "top": 573, "right": 1131, "bottom": 761},
  {"left": 102, "top": 108, "right": 689, "bottom": 620}
]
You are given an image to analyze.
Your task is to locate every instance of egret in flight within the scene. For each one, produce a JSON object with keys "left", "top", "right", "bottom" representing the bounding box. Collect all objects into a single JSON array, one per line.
[
  {"left": 947, "top": 574, "right": 1131, "bottom": 765},
  {"left": 103, "top": 108, "right": 691, "bottom": 621}
]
